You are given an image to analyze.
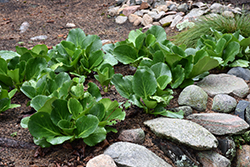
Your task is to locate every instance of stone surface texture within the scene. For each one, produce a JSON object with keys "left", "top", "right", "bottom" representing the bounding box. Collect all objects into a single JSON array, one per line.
[
  {"left": 197, "top": 151, "right": 231, "bottom": 167},
  {"left": 144, "top": 117, "right": 218, "bottom": 150},
  {"left": 236, "top": 145, "right": 250, "bottom": 167},
  {"left": 228, "top": 67, "right": 250, "bottom": 80},
  {"left": 118, "top": 128, "right": 145, "bottom": 144},
  {"left": 212, "top": 94, "right": 237, "bottom": 113},
  {"left": 86, "top": 154, "right": 117, "bottom": 167},
  {"left": 187, "top": 113, "right": 250, "bottom": 135}
]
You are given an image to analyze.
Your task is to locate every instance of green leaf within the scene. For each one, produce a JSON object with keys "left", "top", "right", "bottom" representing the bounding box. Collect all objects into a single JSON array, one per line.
[
  {"left": 88, "top": 82, "right": 102, "bottom": 102},
  {"left": 114, "top": 45, "right": 138, "bottom": 64},
  {"left": 33, "top": 137, "right": 52, "bottom": 148},
  {"left": 30, "top": 95, "right": 51, "bottom": 111},
  {"left": 0, "top": 50, "right": 20, "bottom": 60},
  {"left": 88, "top": 103, "right": 105, "bottom": 121},
  {"left": 31, "top": 44, "right": 49, "bottom": 61},
  {"left": 146, "top": 25, "right": 167, "bottom": 43},
  {"left": 222, "top": 41, "right": 240, "bottom": 66},
  {"left": 51, "top": 99, "right": 71, "bottom": 125},
  {"left": 47, "top": 136, "right": 74, "bottom": 145},
  {"left": 71, "top": 84, "right": 84, "bottom": 98},
  {"left": 28, "top": 112, "right": 62, "bottom": 138},
  {"left": 171, "top": 45, "right": 186, "bottom": 57},
  {"left": 170, "top": 65, "right": 185, "bottom": 89},
  {"left": 128, "top": 29, "right": 143, "bottom": 46},
  {"left": 153, "top": 110, "right": 184, "bottom": 118},
  {"left": 0, "top": 98, "right": 10, "bottom": 112},
  {"left": 68, "top": 98, "right": 83, "bottom": 119},
  {"left": 84, "top": 127, "right": 107, "bottom": 146},
  {"left": 37, "top": 96, "right": 57, "bottom": 113},
  {"left": 132, "top": 67, "right": 157, "bottom": 98},
  {"left": 8, "top": 88, "right": 18, "bottom": 99},
  {"left": 57, "top": 119, "right": 75, "bottom": 135},
  {"left": 66, "top": 28, "right": 86, "bottom": 48},
  {"left": 230, "top": 59, "right": 250, "bottom": 67},
  {"left": 0, "top": 57, "right": 8, "bottom": 75},
  {"left": 240, "top": 37, "right": 250, "bottom": 50},
  {"left": 111, "top": 74, "right": 133, "bottom": 99},
  {"left": 20, "top": 85, "right": 37, "bottom": 99},
  {"left": 76, "top": 115, "right": 99, "bottom": 138},
  {"left": 145, "top": 34, "right": 156, "bottom": 47},
  {"left": 143, "top": 98, "right": 157, "bottom": 109},
  {"left": 20, "top": 116, "right": 30, "bottom": 128},
  {"left": 88, "top": 50, "right": 104, "bottom": 70},
  {"left": 26, "top": 57, "right": 47, "bottom": 80}
]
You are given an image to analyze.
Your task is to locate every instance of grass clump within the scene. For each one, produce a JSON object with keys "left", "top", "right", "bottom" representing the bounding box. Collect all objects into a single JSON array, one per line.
[{"left": 171, "top": 13, "right": 250, "bottom": 48}]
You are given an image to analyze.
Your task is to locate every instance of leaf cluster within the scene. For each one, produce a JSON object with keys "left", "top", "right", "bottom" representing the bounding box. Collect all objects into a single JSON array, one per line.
[{"left": 0, "top": 86, "right": 20, "bottom": 113}]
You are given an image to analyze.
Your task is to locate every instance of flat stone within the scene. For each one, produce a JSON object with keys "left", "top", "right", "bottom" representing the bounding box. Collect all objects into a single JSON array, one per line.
[
  {"left": 144, "top": 117, "right": 218, "bottom": 150},
  {"left": 133, "top": 17, "right": 142, "bottom": 26},
  {"left": 228, "top": 67, "right": 250, "bottom": 80},
  {"left": 140, "top": 2, "right": 150, "bottom": 9},
  {"left": 118, "top": 128, "right": 145, "bottom": 144},
  {"left": 177, "top": 3, "right": 188, "bottom": 13},
  {"left": 115, "top": 16, "right": 128, "bottom": 24},
  {"left": 122, "top": 5, "right": 140, "bottom": 16},
  {"left": 197, "top": 151, "right": 231, "bottom": 167},
  {"left": 178, "top": 85, "right": 208, "bottom": 111},
  {"left": 86, "top": 154, "right": 117, "bottom": 167},
  {"left": 236, "top": 145, "right": 250, "bottom": 167},
  {"left": 156, "top": 5, "right": 169, "bottom": 12},
  {"left": 235, "top": 100, "right": 250, "bottom": 120},
  {"left": 197, "top": 74, "right": 249, "bottom": 98},
  {"left": 148, "top": 11, "right": 165, "bottom": 20},
  {"left": 183, "top": 8, "right": 206, "bottom": 20},
  {"left": 170, "top": 15, "right": 183, "bottom": 28},
  {"left": 30, "top": 35, "right": 48, "bottom": 41},
  {"left": 104, "top": 142, "right": 172, "bottom": 167},
  {"left": 159, "top": 15, "right": 174, "bottom": 26},
  {"left": 187, "top": 113, "right": 250, "bottom": 135},
  {"left": 128, "top": 14, "right": 140, "bottom": 23},
  {"left": 141, "top": 14, "right": 153, "bottom": 26},
  {"left": 168, "top": 4, "right": 177, "bottom": 11},
  {"left": 212, "top": 94, "right": 237, "bottom": 113}
]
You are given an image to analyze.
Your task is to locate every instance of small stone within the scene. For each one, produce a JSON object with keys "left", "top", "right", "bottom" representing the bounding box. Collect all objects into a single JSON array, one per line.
[
  {"left": 115, "top": 0, "right": 125, "bottom": 6},
  {"left": 142, "top": 24, "right": 153, "bottom": 30},
  {"left": 168, "top": 4, "right": 177, "bottom": 11},
  {"left": 210, "top": 3, "right": 223, "bottom": 13},
  {"left": 178, "top": 85, "right": 208, "bottom": 111},
  {"left": 86, "top": 154, "right": 117, "bottom": 167},
  {"left": 197, "top": 151, "right": 231, "bottom": 167},
  {"left": 152, "top": 22, "right": 160, "bottom": 26},
  {"left": 140, "top": 2, "right": 150, "bottom": 9},
  {"left": 177, "top": 3, "right": 189, "bottom": 13},
  {"left": 159, "top": 15, "right": 174, "bottom": 26},
  {"left": 245, "top": 104, "right": 250, "bottom": 124},
  {"left": 20, "top": 21, "right": 29, "bottom": 33},
  {"left": 212, "top": 94, "right": 237, "bottom": 113},
  {"left": 30, "top": 35, "right": 48, "bottom": 41},
  {"left": 122, "top": 5, "right": 140, "bottom": 16},
  {"left": 169, "top": 106, "right": 193, "bottom": 117},
  {"left": 222, "top": 11, "right": 234, "bottom": 18},
  {"left": 66, "top": 23, "right": 76, "bottom": 28},
  {"left": 135, "top": 0, "right": 142, "bottom": 5},
  {"left": 183, "top": 8, "right": 205, "bottom": 20},
  {"left": 157, "top": 5, "right": 168, "bottom": 12},
  {"left": 118, "top": 128, "right": 145, "bottom": 144},
  {"left": 165, "top": 11, "right": 177, "bottom": 15},
  {"left": 228, "top": 67, "right": 250, "bottom": 80},
  {"left": 148, "top": 11, "right": 165, "bottom": 20},
  {"left": 141, "top": 14, "right": 153, "bottom": 26},
  {"left": 128, "top": 14, "right": 140, "bottom": 23},
  {"left": 154, "top": 0, "right": 166, "bottom": 8},
  {"left": 133, "top": 17, "right": 142, "bottom": 26},
  {"left": 134, "top": 10, "right": 144, "bottom": 16},
  {"left": 218, "top": 137, "right": 236, "bottom": 161},
  {"left": 115, "top": 16, "right": 128, "bottom": 24},
  {"left": 236, "top": 145, "right": 250, "bottom": 167},
  {"left": 235, "top": 100, "right": 250, "bottom": 120},
  {"left": 107, "top": 6, "right": 120, "bottom": 16},
  {"left": 170, "top": 15, "right": 183, "bottom": 28}
]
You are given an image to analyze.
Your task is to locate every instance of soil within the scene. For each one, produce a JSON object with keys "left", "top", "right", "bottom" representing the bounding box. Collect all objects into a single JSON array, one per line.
[{"left": 0, "top": 0, "right": 250, "bottom": 167}]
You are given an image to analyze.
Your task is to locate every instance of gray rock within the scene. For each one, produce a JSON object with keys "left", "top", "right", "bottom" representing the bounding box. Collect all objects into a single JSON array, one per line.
[
  {"left": 170, "top": 15, "right": 183, "bottom": 28},
  {"left": 197, "top": 74, "right": 249, "bottom": 98},
  {"left": 135, "top": 0, "right": 142, "bottom": 5},
  {"left": 187, "top": 113, "right": 250, "bottom": 135},
  {"left": 183, "top": 8, "right": 206, "bottom": 20},
  {"left": 148, "top": 11, "right": 165, "bottom": 20},
  {"left": 159, "top": 15, "right": 174, "bottom": 26},
  {"left": 178, "top": 85, "right": 208, "bottom": 111},
  {"left": 19, "top": 21, "right": 29, "bottom": 33},
  {"left": 222, "top": 10, "right": 234, "bottom": 18},
  {"left": 30, "top": 35, "right": 48, "bottom": 41},
  {"left": 144, "top": 117, "right": 218, "bottom": 150},
  {"left": 142, "top": 14, "right": 153, "bottom": 26},
  {"left": 116, "top": 0, "right": 126, "bottom": 5},
  {"left": 168, "top": 4, "right": 177, "bottom": 11},
  {"left": 192, "top": 2, "right": 208, "bottom": 9},
  {"left": 154, "top": 0, "right": 166, "bottom": 8},
  {"left": 212, "top": 94, "right": 237, "bottom": 113},
  {"left": 108, "top": 6, "right": 120, "bottom": 16},
  {"left": 169, "top": 106, "right": 193, "bottom": 117},
  {"left": 210, "top": 3, "right": 223, "bottom": 13},
  {"left": 227, "top": 67, "right": 250, "bottom": 80},
  {"left": 177, "top": 3, "right": 188, "bottom": 13},
  {"left": 118, "top": 128, "right": 145, "bottom": 144},
  {"left": 235, "top": 100, "right": 250, "bottom": 120},
  {"left": 218, "top": 137, "right": 236, "bottom": 161},
  {"left": 115, "top": 16, "right": 128, "bottom": 24},
  {"left": 86, "top": 154, "right": 117, "bottom": 167},
  {"left": 236, "top": 145, "right": 250, "bottom": 167},
  {"left": 104, "top": 142, "right": 172, "bottom": 167},
  {"left": 197, "top": 151, "right": 231, "bottom": 167},
  {"left": 245, "top": 104, "right": 250, "bottom": 125}
]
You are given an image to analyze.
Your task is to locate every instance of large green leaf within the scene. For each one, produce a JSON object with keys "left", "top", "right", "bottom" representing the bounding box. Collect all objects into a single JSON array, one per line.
[
  {"left": 132, "top": 67, "right": 157, "bottom": 98},
  {"left": 85, "top": 35, "right": 102, "bottom": 54},
  {"left": 84, "top": 127, "right": 107, "bottom": 146},
  {"left": 0, "top": 98, "right": 10, "bottom": 112},
  {"left": 128, "top": 29, "right": 143, "bottom": 46},
  {"left": 76, "top": 115, "right": 99, "bottom": 138},
  {"left": 30, "top": 95, "right": 51, "bottom": 111},
  {"left": 88, "top": 50, "right": 104, "bottom": 70},
  {"left": 88, "top": 82, "right": 102, "bottom": 102},
  {"left": 25, "top": 57, "right": 47, "bottom": 80},
  {"left": 28, "top": 112, "right": 61, "bottom": 138},
  {"left": 146, "top": 25, "right": 167, "bottom": 43},
  {"left": 66, "top": 28, "right": 86, "bottom": 48},
  {"left": 0, "top": 50, "right": 20, "bottom": 60},
  {"left": 68, "top": 98, "right": 83, "bottom": 119},
  {"left": 113, "top": 45, "right": 138, "bottom": 64},
  {"left": 222, "top": 41, "right": 240, "bottom": 66},
  {"left": 47, "top": 136, "right": 74, "bottom": 145},
  {"left": 111, "top": 74, "right": 133, "bottom": 99},
  {"left": 31, "top": 44, "right": 50, "bottom": 61},
  {"left": 51, "top": 99, "right": 71, "bottom": 125},
  {"left": 0, "top": 58, "right": 8, "bottom": 74},
  {"left": 88, "top": 103, "right": 105, "bottom": 121},
  {"left": 70, "top": 84, "right": 84, "bottom": 98},
  {"left": 57, "top": 119, "right": 75, "bottom": 135},
  {"left": 170, "top": 65, "right": 185, "bottom": 89},
  {"left": 20, "top": 85, "right": 37, "bottom": 99}
]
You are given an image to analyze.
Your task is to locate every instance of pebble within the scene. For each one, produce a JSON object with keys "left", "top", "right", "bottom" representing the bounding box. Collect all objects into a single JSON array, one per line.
[
  {"left": 227, "top": 67, "right": 250, "bottom": 80},
  {"left": 19, "top": 21, "right": 29, "bottom": 33},
  {"left": 86, "top": 154, "right": 117, "bottom": 167},
  {"left": 141, "top": 14, "right": 153, "bottom": 26},
  {"left": 66, "top": 23, "right": 76, "bottom": 28},
  {"left": 197, "top": 151, "right": 231, "bottom": 167},
  {"left": 115, "top": 16, "right": 128, "bottom": 24},
  {"left": 30, "top": 35, "right": 48, "bottom": 41},
  {"left": 118, "top": 128, "right": 145, "bottom": 144},
  {"left": 212, "top": 94, "right": 237, "bottom": 113}
]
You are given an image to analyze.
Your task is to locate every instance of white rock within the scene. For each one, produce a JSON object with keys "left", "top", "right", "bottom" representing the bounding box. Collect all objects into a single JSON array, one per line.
[
  {"left": 19, "top": 21, "right": 29, "bottom": 33},
  {"left": 66, "top": 23, "right": 76, "bottom": 28},
  {"left": 115, "top": 16, "right": 128, "bottom": 24},
  {"left": 129, "top": 14, "right": 140, "bottom": 23},
  {"left": 107, "top": 6, "right": 120, "bottom": 16},
  {"left": 133, "top": 17, "right": 142, "bottom": 26},
  {"left": 30, "top": 35, "right": 48, "bottom": 41},
  {"left": 170, "top": 15, "right": 183, "bottom": 28},
  {"left": 141, "top": 14, "right": 153, "bottom": 26},
  {"left": 159, "top": 15, "right": 175, "bottom": 26},
  {"left": 86, "top": 154, "right": 117, "bottom": 167}
]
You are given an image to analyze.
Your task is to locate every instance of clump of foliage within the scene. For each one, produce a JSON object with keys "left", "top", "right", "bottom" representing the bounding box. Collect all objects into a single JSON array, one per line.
[
  {"left": 171, "top": 13, "right": 250, "bottom": 48},
  {"left": 0, "top": 86, "right": 20, "bottom": 113},
  {"left": 233, "top": 130, "right": 250, "bottom": 149}
]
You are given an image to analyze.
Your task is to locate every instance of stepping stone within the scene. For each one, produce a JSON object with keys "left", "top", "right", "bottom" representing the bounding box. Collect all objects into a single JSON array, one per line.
[
  {"left": 144, "top": 117, "right": 218, "bottom": 150},
  {"left": 227, "top": 67, "right": 250, "bottom": 80},
  {"left": 197, "top": 74, "right": 249, "bottom": 98},
  {"left": 187, "top": 113, "right": 250, "bottom": 135},
  {"left": 104, "top": 142, "right": 172, "bottom": 167}
]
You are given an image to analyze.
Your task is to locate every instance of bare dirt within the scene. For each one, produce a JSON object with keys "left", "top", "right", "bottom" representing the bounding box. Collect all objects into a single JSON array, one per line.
[{"left": 0, "top": 0, "right": 250, "bottom": 166}]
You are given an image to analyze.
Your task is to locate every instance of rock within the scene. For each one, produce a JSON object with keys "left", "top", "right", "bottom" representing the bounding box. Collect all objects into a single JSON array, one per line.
[
  {"left": 66, "top": 23, "right": 76, "bottom": 28},
  {"left": 128, "top": 14, "right": 140, "bottom": 23},
  {"left": 144, "top": 117, "right": 218, "bottom": 150},
  {"left": 129, "top": 0, "right": 136, "bottom": 5},
  {"left": 178, "top": 85, "right": 208, "bottom": 111},
  {"left": 222, "top": 10, "right": 234, "bottom": 18},
  {"left": 19, "top": 21, "right": 29, "bottom": 33},
  {"left": 30, "top": 35, "right": 48, "bottom": 41},
  {"left": 197, "top": 74, "right": 249, "bottom": 98},
  {"left": 170, "top": 15, "right": 183, "bottom": 28},
  {"left": 176, "top": 20, "right": 195, "bottom": 31},
  {"left": 134, "top": 10, "right": 145, "bottom": 16},
  {"left": 192, "top": 2, "right": 208, "bottom": 9},
  {"left": 210, "top": 3, "right": 223, "bottom": 13},
  {"left": 212, "top": 94, "right": 237, "bottom": 113},
  {"left": 187, "top": 113, "right": 250, "bottom": 135},
  {"left": 236, "top": 145, "right": 250, "bottom": 167},
  {"left": 122, "top": 5, "right": 140, "bottom": 16},
  {"left": 168, "top": 4, "right": 177, "bottom": 11},
  {"left": 157, "top": 5, "right": 169, "bottom": 12},
  {"left": 197, "top": 151, "right": 231, "bottom": 167},
  {"left": 133, "top": 17, "right": 142, "bottom": 26},
  {"left": 245, "top": 104, "right": 250, "bottom": 124},
  {"left": 227, "top": 67, "right": 250, "bottom": 80},
  {"left": 141, "top": 14, "right": 153, "bottom": 26},
  {"left": 177, "top": 3, "right": 188, "bottom": 13},
  {"left": 158, "top": 141, "right": 198, "bottom": 167},
  {"left": 154, "top": 0, "right": 166, "bottom": 8},
  {"left": 183, "top": 8, "right": 206, "bottom": 20},
  {"left": 107, "top": 6, "right": 120, "bottom": 16},
  {"left": 118, "top": 128, "right": 145, "bottom": 144},
  {"left": 169, "top": 106, "right": 193, "bottom": 117},
  {"left": 86, "top": 154, "right": 117, "bottom": 167},
  {"left": 152, "top": 22, "right": 160, "bottom": 26},
  {"left": 218, "top": 137, "right": 236, "bottom": 161},
  {"left": 135, "top": 0, "right": 142, "bottom": 5},
  {"left": 140, "top": 2, "right": 150, "bottom": 9},
  {"left": 235, "top": 100, "right": 250, "bottom": 120},
  {"left": 115, "top": 16, "right": 128, "bottom": 24},
  {"left": 159, "top": 15, "right": 175, "bottom": 27},
  {"left": 115, "top": 0, "right": 125, "bottom": 6},
  {"left": 148, "top": 11, "right": 165, "bottom": 20},
  {"left": 104, "top": 142, "right": 172, "bottom": 167},
  {"left": 142, "top": 24, "right": 153, "bottom": 30}
]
